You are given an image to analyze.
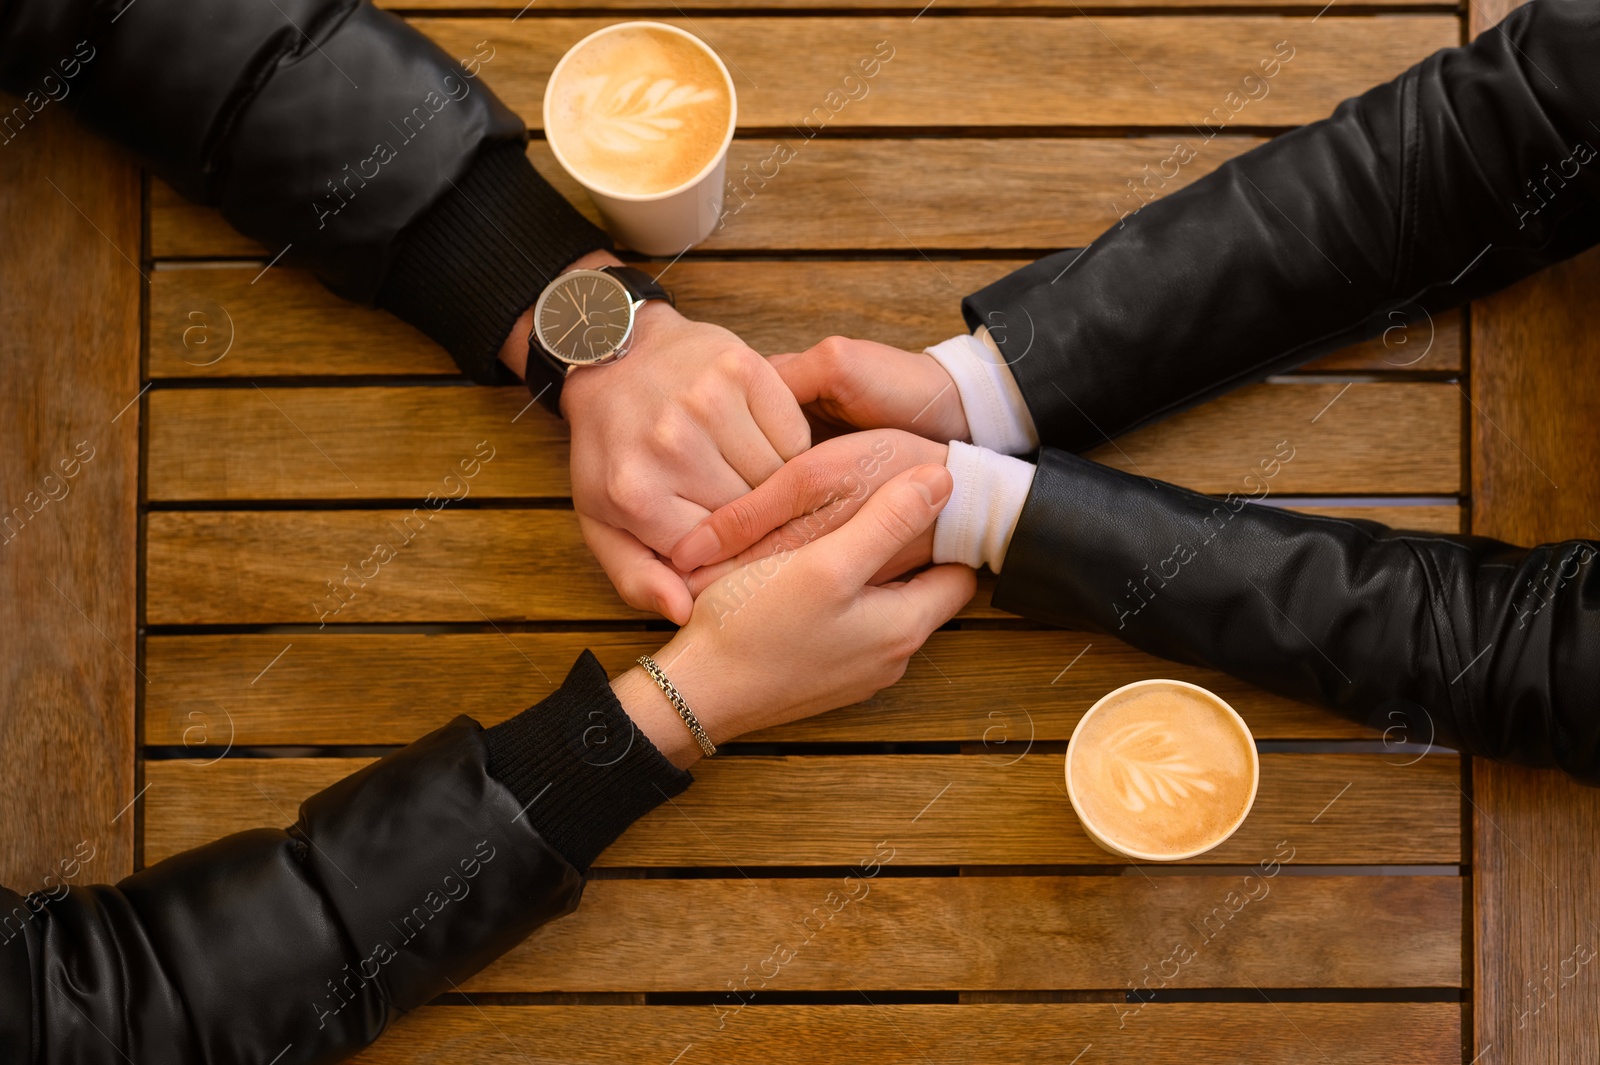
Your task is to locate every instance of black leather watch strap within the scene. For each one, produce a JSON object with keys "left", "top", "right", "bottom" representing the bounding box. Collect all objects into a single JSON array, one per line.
[
  {"left": 524, "top": 265, "right": 674, "bottom": 416},
  {"left": 601, "top": 265, "right": 675, "bottom": 307},
  {"left": 524, "top": 330, "right": 568, "bottom": 415}
]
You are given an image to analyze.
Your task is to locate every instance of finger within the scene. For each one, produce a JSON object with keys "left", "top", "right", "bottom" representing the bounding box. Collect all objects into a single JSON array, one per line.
[
  {"left": 772, "top": 343, "right": 832, "bottom": 407},
  {"left": 868, "top": 529, "right": 936, "bottom": 586},
  {"left": 747, "top": 356, "right": 812, "bottom": 461},
  {"left": 615, "top": 488, "right": 714, "bottom": 558},
  {"left": 818, "top": 464, "right": 953, "bottom": 585},
  {"left": 579, "top": 514, "right": 694, "bottom": 625},
  {"left": 710, "top": 406, "right": 788, "bottom": 490},
  {"left": 670, "top": 444, "right": 845, "bottom": 571},
  {"left": 868, "top": 562, "right": 978, "bottom": 639}
]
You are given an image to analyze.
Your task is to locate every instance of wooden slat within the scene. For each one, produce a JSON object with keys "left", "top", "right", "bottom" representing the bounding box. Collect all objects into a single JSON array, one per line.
[
  {"left": 143, "top": 630, "right": 1384, "bottom": 747},
  {"left": 143, "top": 503, "right": 1458, "bottom": 626},
  {"left": 1472, "top": 241, "right": 1600, "bottom": 1058},
  {"left": 88, "top": 866, "right": 1458, "bottom": 991},
  {"left": 414, "top": 17, "right": 1452, "bottom": 129},
  {"left": 147, "top": 263, "right": 1462, "bottom": 379},
  {"left": 146, "top": 386, "right": 569, "bottom": 500},
  {"left": 143, "top": 752, "right": 1461, "bottom": 866},
  {"left": 151, "top": 138, "right": 1260, "bottom": 258},
  {"left": 0, "top": 105, "right": 140, "bottom": 881},
  {"left": 473, "top": 876, "right": 1463, "bottom": 991},
  {"left": 145, "top": 381, "right": 1459, "bottom": 501},
  {"left": 354, "top": 1004, "right": 1461, "bottom": 1064}
]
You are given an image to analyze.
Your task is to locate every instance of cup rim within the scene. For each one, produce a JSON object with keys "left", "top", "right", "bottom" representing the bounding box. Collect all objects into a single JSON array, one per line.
[
  {"left": 1064, "top": 678, "right": 1260, "bottom": 863},
  {"left": 542, "top": 21, "right": 739, "bottom": 204}
]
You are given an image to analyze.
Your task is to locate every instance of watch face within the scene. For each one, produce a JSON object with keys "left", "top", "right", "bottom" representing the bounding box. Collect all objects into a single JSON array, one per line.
[{"left": 534, "top": 270, "right": 634, "bottom": 366}]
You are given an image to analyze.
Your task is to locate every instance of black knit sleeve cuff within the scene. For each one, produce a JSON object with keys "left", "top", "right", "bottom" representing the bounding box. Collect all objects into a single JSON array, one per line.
[
  {"left": 377, "top": 141, "right": 613, "bottom": 385},
  {"left": 484, "top": 650, "right": 692, "bottom": 872}
]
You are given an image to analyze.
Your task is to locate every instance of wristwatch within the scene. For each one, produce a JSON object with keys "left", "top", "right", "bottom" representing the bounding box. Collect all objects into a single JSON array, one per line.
[{"left": 524, "top": 265, "right": 674, "bottom": 413}]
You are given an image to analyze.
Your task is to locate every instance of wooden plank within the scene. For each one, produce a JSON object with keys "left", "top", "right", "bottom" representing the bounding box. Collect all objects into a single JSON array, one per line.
[
  {"left": 143, "top": 630, "right": 1384, "bottom": 748},
  {"left": 414, "top": 17, "right": 1453, "bottom": 129},
  {"left": 152, "top": 138, "right": 1261, "bottom": 258},
  {"left": 0, "top": 105, "right": 140, "bottom": 882},
  {"left": 146, "top": 386, "right": 568, "bottom": 500},
  {"left": 1085, "top": 382, "right": 1459, "bottom": 495},
  {"left": 146, "top": 263, "right": 1462, "bottom": 379},
  {"left": 143, "top": 503, "right": 1458, "bottom": 626},
  {"left": 145, "top": 382, "right": 1460, "bottom": 501},
  {"left": 472, "top": 876, "right": 1463, "bottom": 992},
  {"left": 1472, "top": 246, "right": 1600, "bottom": 1061},
  {"left": 355, "top": 1003, "right": 1461, "bottom": 1064},
  {"left": 142, "top": 752, "right": 1461, "bottom": 866}
]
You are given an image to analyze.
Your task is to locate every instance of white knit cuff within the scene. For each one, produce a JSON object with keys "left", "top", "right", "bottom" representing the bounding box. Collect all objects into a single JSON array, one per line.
[
  {"left": 924, "top": 330, "right": 1040, "bottom": 455},
  {"left": 932, "top": 440, "right": 1037, "bottom": 574}
]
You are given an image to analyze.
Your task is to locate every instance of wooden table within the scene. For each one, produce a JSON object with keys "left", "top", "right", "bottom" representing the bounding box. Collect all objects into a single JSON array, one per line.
[{"left": 5, "top": 0, "right": 1599, "bottom": 1060}]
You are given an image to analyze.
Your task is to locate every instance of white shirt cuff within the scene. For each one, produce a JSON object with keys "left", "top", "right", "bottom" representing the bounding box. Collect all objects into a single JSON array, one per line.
[
  {"left": 924, "top": 329, "right": 1040, "bottom": 455},
  {"left": 932, "top": 440, "right": 1037, "bottom": 574}
]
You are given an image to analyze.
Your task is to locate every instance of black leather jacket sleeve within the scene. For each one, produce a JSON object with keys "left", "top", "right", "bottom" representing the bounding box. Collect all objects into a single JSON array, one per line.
[
  {"left": 966, "top": 0, "right": 1600, "bottom": 449},
  {"left": 0, "top": 0, "right": 610, "bottom": 382},
  {"left": 0, "top": 652, "right": 690, "bottom": 1064},
  {"left": 995, "top": 450, "right": 1600, "bottom": 782},
  {"left": 983, "top": 1, "right": 1600, "bottom": 781}
]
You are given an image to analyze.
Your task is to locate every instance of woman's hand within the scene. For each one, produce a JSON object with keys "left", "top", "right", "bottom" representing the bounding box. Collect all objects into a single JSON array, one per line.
[
  {"left": 613, "top": 465, "right": 976, "bottom": 767},
  {"left": 771, "top": 336, "right": 969, "bottom": 444},
  {"left": 669, "top": 430, "right": 947, "bottom": 588}
]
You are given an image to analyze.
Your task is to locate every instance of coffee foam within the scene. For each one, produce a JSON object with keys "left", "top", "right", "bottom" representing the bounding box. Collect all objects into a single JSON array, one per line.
[
  {"left": 1070, "top": 684, "right": 1254, "bottom": 857},
  {"left": 547, "top": 25, "right": 732, "bottom": 197}
]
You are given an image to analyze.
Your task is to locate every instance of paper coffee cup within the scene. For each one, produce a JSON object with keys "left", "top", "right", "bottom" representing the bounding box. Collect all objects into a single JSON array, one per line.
[
  {"left": 1065, "top": 679, "right": 1259, "bottom": 862},
  {"left": 543, "top": 22, "right": 737, "bottom": 256}
]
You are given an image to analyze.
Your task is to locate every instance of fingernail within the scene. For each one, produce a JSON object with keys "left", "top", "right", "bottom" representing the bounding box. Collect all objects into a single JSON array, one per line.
[
  {"left": 910, "top": 465, "right": 950, "bottom": 508},
  {"left": 676, "top": 524, "right": 722, "bottom": 569}
]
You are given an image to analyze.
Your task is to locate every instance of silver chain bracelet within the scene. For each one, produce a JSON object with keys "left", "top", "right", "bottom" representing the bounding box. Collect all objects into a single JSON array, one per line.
[{"left": 636, "top": 654, "right": 716, "bottom": 758}]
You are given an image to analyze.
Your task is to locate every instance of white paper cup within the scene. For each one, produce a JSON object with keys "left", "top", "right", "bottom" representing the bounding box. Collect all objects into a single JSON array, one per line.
[
  {"left": 1065, "top": 679, "right": 1260, "bottom": 862},
  {"left": 543, "top": 22, "right": 737, "bottom": 256}
]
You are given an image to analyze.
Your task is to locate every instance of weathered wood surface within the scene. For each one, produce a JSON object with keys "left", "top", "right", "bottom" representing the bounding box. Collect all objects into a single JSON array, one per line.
[{"left": 0, "top": 105, "right": 140, "bottom": 884}]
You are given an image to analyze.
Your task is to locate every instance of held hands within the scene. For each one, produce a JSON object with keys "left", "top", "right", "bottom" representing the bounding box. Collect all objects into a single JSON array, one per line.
[
  {"left": 561, "top": 299, "right": 811, "bottom": 624},
  {"left": 614, "top": 465, "right": 976, "bottom": 768},
  {"left": 672, "top": 429, "right": 948, "bottom": 589}
]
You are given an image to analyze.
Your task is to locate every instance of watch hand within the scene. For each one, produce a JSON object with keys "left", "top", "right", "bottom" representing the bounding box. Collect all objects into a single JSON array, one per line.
[{"left": 551, "top": 316, "right": 584, "bottom": 348}]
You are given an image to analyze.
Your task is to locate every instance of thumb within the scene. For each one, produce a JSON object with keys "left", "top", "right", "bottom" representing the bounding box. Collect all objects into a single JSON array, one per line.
[
  {"left": 670, "top": 444, "right": 835, "bottom": 571},
  {"left": 819, "top": 464, "right": 953, "bottom": 584}
]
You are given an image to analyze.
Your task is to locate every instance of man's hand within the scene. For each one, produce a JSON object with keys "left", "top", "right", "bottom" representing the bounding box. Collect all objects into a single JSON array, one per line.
[
  {"left": 565, "top": 303, "right": 810, "bottom": 622},
  {"left": 772, "top": 336, "right": 969, "bottom": 444},
  {"left": 670, "top": 429, "right": 947, "bottom": 590},
  {"left": 499, "top": 254, "right": 809, "bottom": 624}
]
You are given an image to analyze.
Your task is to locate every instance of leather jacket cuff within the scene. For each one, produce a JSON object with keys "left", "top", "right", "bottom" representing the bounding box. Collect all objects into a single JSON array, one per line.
[
  {"left": 484, "top": 650, "right": 692, "bottom": 871},
  {"left": 377, "top": 141, "right": 612, "bottom": 385}
]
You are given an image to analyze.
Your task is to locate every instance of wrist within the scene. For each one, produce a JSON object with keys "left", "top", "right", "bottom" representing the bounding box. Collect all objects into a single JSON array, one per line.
[
  {"left": 611, "top": 648, "right": 706, "bottom": 771},
  {"left": 497, "top": 249, "right": 629, "bottom": 379},
  {"left": 559, "top": 286, "right": 686, "bottom": 420}
]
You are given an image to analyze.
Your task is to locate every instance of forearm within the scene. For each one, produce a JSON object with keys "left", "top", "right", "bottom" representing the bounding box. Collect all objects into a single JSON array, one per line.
[
  {"left": 0, "top": 0, "right": 611, "bottom": 381},
  {"left": 971, "top": 0, "right": 1600, "bottom": 451},
  {"left": 995, "top": 448, "right": 1600, "bottom": 781},
  {"left": 5, "top": 654, "right": 691, "bottom": 1063}
]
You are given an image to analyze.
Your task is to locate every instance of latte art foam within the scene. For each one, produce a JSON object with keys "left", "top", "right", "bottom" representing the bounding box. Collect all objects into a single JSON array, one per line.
[
  {"left": 547, "top": 25, "right": 733, "bottom": 196},
  {"left": 1070, "top": 684, "right": 1254, "bottom": 857}
]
